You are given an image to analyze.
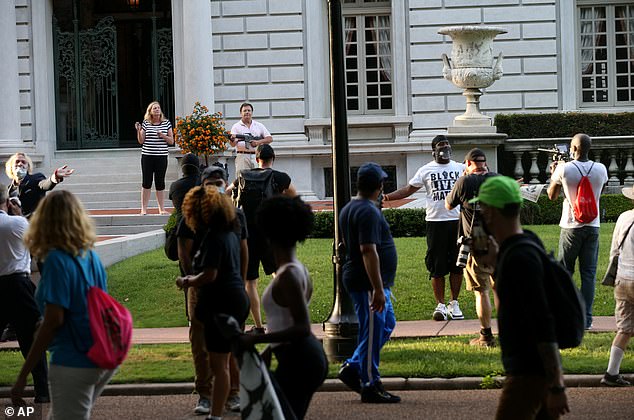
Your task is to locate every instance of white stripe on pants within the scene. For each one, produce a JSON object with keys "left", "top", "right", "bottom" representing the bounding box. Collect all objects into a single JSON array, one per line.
[{"left": 48, "top": 364, "right": 117, "bottom": 420}]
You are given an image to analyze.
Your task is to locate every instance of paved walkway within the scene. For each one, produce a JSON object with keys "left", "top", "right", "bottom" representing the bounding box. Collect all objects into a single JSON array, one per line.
[{"left": 0, "top": 316, "right": 617, "bottom": 349}]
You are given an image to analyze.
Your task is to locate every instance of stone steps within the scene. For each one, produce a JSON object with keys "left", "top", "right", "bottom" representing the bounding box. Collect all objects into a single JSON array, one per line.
[{"left": 91, "top": 214, "right": 170, "bottom": 236}]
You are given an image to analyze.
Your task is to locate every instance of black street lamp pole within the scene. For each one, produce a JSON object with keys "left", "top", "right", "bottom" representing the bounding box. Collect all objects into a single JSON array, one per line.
[{"left": 322, "top": 0, "right": 358, "bottom": 363}]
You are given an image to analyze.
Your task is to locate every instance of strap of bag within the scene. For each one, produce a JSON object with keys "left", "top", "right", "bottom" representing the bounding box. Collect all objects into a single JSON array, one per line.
[
  {"left": 616, "top": 220, "right": 634, "bottom": 251},
  {"left": 66, "top": 251, "right": 97, "bottom": 354},
  {"left": 571, "top": 161, "right": 595, "bottom": 177}
]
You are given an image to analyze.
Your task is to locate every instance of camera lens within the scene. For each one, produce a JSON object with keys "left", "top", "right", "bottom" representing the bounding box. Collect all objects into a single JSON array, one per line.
[{"left": 456, "top": 243, "right": 470, "bottom": 268}]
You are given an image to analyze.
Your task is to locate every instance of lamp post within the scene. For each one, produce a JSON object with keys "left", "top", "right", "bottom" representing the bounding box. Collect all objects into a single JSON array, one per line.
[{"left": 321, "top": 0, "right": 358, "bottom": 363}]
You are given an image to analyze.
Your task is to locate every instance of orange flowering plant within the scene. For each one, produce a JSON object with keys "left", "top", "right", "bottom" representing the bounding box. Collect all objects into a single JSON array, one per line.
[{"left": 175, "top": 102, "right": 228, "bottom": 165}]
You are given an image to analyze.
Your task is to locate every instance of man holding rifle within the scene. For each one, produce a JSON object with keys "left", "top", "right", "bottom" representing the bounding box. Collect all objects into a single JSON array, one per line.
[{"left": 229, "top": 102, "right": 273, "bottom": 175}]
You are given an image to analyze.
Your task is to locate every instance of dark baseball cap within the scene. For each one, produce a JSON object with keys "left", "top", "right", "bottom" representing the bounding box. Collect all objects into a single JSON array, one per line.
[
  {"left": 180, "top": 153, "right": 199, "bottom": 168},
  {"left": 465, "top": 148, "right": 486, "bottom": 162},
  {"left": 256, "top": 144, "right": 275, "bottom": 160},
  {"left": 431, "top": 135, "right": 449, "bottom": 149},
  {"left": 357, "top": 162, "right": 388, "bottom": 187},
  {"left": 201, "top": 163, "right": 227, "bottom": 182}
]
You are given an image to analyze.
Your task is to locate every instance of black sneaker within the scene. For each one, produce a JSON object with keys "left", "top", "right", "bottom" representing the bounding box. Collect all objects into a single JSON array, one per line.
[
  {"left": 337, "top": 362, "right": 361, "bottom": 394},
  {"left": 601, "top": 372, "right": 632, "bottom": 387},
  {"left": 361, "top": 382, "right": 401, "bottom": 404}
]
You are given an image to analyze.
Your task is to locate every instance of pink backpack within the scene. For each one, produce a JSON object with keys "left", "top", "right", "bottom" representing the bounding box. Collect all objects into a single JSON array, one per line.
[{"left": 73, "top": 253, "right": 133, "bottom": 369}]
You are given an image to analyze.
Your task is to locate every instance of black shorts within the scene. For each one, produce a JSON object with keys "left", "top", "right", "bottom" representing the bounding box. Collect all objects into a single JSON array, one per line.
[
  {"left": 425, "top": 220, "right": 462, "bottom": 278},
  {"left": 246, "top": 232, "right": 276, "bottom": 280},
  {"left": 140, "top": 154, "right": 168, "bottom": 190},
  {"left": 195, "top": 287, "right": 250, "bottom": 353}
]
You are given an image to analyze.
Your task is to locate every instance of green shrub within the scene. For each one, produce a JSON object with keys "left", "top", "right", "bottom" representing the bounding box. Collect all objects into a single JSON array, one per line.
[
  {"left": 383, "top": 208, "right": 426, "bottom": 237},
  {"left": 309, "top": 195, "right": 633, "bottom": 238},
  {"left": 312, "top": 211, "right": 335, "bottom": 238},
  {"left": 495, "top": 112, "right": 634, "bottom": 138},
  {"left": 164, "top": 210, "right": 180, "bottom": 233}
]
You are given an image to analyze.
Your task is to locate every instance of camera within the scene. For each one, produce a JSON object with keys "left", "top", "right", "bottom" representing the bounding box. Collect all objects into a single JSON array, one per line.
[
  {"left": 538, "top": 143, "right": 570, "bottom": 162},
  {"left": 456, "top": 236, "right": 471, "bottom": 268}
]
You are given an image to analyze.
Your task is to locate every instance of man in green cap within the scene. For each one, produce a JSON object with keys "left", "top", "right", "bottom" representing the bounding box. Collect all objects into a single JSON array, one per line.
[{"left": 471, "top": 176, "right": 570, "bottom": 419}]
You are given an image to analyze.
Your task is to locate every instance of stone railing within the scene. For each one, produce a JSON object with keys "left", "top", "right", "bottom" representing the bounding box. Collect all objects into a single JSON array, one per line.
[{"left": 502, "top": 136, "right": 634, "bottom": 188}]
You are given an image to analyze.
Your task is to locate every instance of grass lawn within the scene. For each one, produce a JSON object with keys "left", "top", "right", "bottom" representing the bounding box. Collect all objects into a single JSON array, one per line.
[
  {"left": 0, "top": 333, "right": 628, "bottom": 386},
  {"left": 105, "top": 224, "right": 617, "bottom": 328}
]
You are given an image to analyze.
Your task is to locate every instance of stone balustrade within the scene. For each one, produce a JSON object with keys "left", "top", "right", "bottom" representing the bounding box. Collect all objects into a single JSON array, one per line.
[{"left": 502, "top": 136, "right": 634, "bottom": 189}]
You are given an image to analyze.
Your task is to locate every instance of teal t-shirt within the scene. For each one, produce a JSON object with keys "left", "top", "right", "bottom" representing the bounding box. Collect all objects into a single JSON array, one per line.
[{"left": 35, "top": 249, "right": 108, "bottom": 368}]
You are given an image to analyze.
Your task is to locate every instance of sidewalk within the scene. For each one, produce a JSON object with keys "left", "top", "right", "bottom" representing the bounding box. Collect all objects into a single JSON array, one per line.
[
  {"left": 0, "top": 316, "right": 617, "bottom": 349},
  {"left": 0, "top": 316, "right": 623, "bottom": 398}
]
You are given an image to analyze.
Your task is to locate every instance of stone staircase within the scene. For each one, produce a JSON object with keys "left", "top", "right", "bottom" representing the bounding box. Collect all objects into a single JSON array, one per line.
[{"left": 45, "top": 149, "right": 181, "bottom": 237}]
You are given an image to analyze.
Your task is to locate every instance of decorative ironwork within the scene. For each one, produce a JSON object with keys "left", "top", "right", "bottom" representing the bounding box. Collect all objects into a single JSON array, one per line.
[
  {"left": 54, "top": 16, "right": 119, "bottom": 148},
  {"left": 156, "top": 28, "right": 175, "bottom": 123}
]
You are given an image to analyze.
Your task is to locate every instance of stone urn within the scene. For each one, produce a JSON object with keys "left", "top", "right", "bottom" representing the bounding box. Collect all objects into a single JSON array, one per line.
[{"left": 438, "top": 25, "right": 507, "bottom": 129}]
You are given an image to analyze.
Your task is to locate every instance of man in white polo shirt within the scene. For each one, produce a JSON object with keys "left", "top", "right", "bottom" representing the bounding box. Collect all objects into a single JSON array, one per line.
[
  {"left": 229, "top": 102, "right": 273, "bottom": 176},
  {"left": 0, "top": 184, "right": 49, "bottom": 403}
]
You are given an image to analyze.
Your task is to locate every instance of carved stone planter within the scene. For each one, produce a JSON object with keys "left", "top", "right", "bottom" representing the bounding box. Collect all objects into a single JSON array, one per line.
[{"left": 438, "top": 25, "right": 507, "bottom": 130}]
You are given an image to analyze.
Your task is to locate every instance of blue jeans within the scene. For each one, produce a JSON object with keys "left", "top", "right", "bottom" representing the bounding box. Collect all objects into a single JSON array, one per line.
[
  {"left": 345, "top": 288, "right": 396, "bottom": 386},
  {"left": 558, "top": 226, "right": 599, "bottom": 328}
]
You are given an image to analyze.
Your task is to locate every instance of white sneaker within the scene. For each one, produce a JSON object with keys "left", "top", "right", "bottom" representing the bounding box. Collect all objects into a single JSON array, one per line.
[
  {"left": 194, "top": 397, "right": 211, "bottom": 414},
  {"left": 447, "top": 300, "right": 464, "bottom": 320},
  {"left": 226, "top": 394, "right": 240, "bottom": 412},
  {"left": 432, "top": 303, "right": 447, "bottom": 321}
]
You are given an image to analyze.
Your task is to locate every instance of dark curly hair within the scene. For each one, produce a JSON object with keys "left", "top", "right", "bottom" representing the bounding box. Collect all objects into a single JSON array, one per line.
[
  {"left": 256, "top": 196, "right": 314, "bottom": 247},
  {"left": 182, "top": 185, "right": 236, "bottom": 234}
]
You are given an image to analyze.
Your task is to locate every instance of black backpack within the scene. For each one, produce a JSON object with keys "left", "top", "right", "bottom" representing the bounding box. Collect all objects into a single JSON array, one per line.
[
  {"left": 501, "top": 239, "right": 585, "bottom": 349},
  {"left": 234, "top": 168, "right": 277, "bottom": 225}
]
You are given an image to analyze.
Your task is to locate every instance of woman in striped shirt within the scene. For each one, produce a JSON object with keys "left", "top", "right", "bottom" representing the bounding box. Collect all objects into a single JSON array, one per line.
[{"left": 135, "top": 101, "right": 174, "bottom": 215}]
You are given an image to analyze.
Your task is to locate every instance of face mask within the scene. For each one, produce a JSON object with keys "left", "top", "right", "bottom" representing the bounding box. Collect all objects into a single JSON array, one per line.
[
  {"left": 434, "top": 145, "right": 452, "bottom": 161},
  {"left": 15, "top": 167, "right": 27, "bottom": 180},
  {"left": 569, "top": 149, "right": 575, "bottom": 160},
  {"left": 217, "top": 186, "right": 225, "bottom": 194}
]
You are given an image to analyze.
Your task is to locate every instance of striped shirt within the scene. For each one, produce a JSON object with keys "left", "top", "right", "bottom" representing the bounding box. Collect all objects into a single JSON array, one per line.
[{"left": 141, "top": 120, "right": 172, "bottom": 156}]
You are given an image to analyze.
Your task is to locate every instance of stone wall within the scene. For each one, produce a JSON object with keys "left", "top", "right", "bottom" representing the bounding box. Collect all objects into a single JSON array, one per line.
[{"left": 211, "top": 0, "right": 306, "bottom": 136}]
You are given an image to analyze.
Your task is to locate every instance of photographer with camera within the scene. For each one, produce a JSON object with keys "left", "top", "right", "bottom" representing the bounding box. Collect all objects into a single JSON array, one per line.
[
  {"left": 229, "top": 102, "right": 273, "bottom": 176},
  {"left": 547, "top": 133, "right": 608, "bottom": 330},
  {"left": 446, "top": 148, "right": 498, "bottom": 347}
]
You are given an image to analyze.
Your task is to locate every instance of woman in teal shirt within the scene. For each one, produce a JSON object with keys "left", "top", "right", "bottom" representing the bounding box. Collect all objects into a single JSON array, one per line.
[{"left": 11, "top": 191, "right": 116, "bottom": 419}]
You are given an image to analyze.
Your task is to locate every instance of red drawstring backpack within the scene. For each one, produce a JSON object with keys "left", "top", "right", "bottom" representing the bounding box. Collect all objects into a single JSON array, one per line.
[
  {"left": 72, "top": 252, "right": 133, "bottom": 369},
  {"left": 571, "top": 162, "right": 597, "bottom": 224}
]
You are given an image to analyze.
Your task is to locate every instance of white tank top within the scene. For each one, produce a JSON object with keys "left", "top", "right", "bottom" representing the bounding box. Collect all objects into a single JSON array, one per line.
[{"left": 261, "top": 261, "right": 311, "bottom": 337}]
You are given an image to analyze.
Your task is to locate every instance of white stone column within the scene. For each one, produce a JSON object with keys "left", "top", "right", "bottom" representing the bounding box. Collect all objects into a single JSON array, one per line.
[
  {"left": 172, "top": 0, "right": 214, "bottom": 119},
  {"left": 0, "top": 1, "right": 22, "bottom": 145}
]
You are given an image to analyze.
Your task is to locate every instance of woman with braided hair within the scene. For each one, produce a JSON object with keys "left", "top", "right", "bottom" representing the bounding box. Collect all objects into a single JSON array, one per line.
[{"left": 176, "top": 185, "right": 249, "bottom": 420}]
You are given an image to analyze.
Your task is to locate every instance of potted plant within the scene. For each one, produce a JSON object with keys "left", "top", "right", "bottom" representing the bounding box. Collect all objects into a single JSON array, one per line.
[{"left": 175, "top": 102, "right": 227, "bottom": 166}]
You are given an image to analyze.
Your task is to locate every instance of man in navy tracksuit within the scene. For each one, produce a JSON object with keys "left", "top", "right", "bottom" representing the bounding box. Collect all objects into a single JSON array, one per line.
[{"left": 337, "top": 163, "right": 400, "bottom": 404}]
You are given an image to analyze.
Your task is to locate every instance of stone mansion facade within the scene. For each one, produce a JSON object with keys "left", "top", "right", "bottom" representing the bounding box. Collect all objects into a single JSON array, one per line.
[{"left": 1, "top": 0, "right": 632, "bottom": 203}]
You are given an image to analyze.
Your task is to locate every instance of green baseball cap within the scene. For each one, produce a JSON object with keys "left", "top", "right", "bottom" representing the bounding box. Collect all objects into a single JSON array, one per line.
[{"left": 469, "top": 176, "right": 523, "bottom": 208}]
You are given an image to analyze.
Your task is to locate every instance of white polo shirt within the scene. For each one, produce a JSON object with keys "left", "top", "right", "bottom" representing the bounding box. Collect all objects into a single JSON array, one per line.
[
  {"left": 230, "top": 119, "right": 271, "bottom": 153},
  {"left": 0, "top": 210, "right": 31, "bottom": 276}
]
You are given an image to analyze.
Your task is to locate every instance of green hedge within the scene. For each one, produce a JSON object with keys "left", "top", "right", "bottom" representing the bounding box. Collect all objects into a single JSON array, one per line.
[
  {"left": 310, "top": 195, "right": 634, "bottom": 238},
  {"left": 494, "top": 112, "right": 634, "bottom": 139}
]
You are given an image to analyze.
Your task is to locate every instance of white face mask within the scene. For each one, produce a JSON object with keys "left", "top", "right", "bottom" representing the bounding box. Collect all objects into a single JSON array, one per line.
[{"left": 15, "top": 167, "right": 27, "bottom": 180}]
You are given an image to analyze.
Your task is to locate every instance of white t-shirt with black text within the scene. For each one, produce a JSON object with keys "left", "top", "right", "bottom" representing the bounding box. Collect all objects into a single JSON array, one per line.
[{"left": 408, "top": 160, "right": 465, "bottom": 221}]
